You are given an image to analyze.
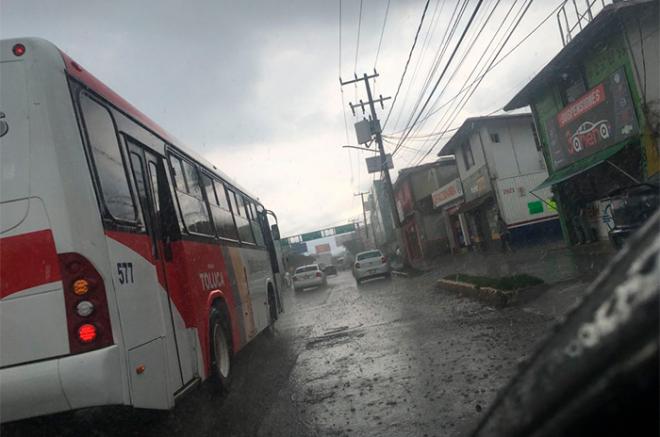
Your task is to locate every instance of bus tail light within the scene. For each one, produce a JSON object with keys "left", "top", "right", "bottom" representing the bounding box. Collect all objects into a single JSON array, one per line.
[
  {"left": 12, "top": 43, "right": 26, "bottom": 57},
  {"left": 78, "top": 324, "right": 97, "bottom": 343},
  {"left": 58, "top": 253, "right": 114, "bottom": 354},
  {"left": 316, "top": 272, "right": 322, "bottom": 278}
]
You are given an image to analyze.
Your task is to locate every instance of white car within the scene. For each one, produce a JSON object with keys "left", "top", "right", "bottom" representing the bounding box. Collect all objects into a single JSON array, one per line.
[
  {"left": 292, "top": 264, "right": 327, "bottom": 291},
  {"left": 354, "top": 250, "right": 391, "bottom": 285}
]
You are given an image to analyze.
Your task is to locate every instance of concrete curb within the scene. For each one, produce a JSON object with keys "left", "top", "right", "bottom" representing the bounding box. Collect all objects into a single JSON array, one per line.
[{"left": 437, "top": 278, "right": 517, "bottom": 307}]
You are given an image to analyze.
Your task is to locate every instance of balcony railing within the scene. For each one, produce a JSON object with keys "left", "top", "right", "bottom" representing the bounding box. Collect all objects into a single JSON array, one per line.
[{"left": 557, "top": 0, "right": 620, "bottom": 46}]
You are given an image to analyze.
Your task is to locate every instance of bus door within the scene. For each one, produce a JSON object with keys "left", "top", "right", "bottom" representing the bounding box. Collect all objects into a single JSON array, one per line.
[
  {"left": 259, "top": 209, "right": 283, "bottom": 313},
  {"left": 124, "top": 139, "right": 196, "bottom": 402}
]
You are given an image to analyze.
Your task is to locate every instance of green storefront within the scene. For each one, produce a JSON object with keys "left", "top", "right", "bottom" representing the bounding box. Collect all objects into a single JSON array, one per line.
[{"left": 504, "top": 1, "right": 659, "bottom": 245}]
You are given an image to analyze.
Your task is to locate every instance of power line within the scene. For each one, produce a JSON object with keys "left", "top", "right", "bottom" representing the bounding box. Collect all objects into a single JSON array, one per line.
[
  {"left": 388, "top": 0, "right": 458, "bottom": 136},
  {"left": 373, "top": 0, "right": 391, "bottom": 69},
  {"left": 392, "top": 0, "right": 485, "bottom": 156},
  {"left": 414, "top": 0, "right": 502, "bottom": 128},
  {"left": 381, "top": 0, "right": 432, "bottom": 131},
  {"left": 428, "top": 0, "right": 533, "bottom": 152},
  {"left": 412, "top": 0, "right": 535, "bottom": 165},
  {"left": 402, "top": 0, "right": 518, "bottom": 166},
  {"left": 390, "top": 0, "right": 447, "bottom": 131},
  {"left": 339, "top": 0, "right": 354, "bottom": 183},
  {"left": 385, "top": 0, "right": 564, "bottom": 139},
  {"left": 354, "top": 0, "right": 364, "bottom": 73},
  {"left": 401, "top": 0, "right": 503, "bottom": 166},
  {"left": 396, "top": 0, "right": 469, "bottom": 137}
]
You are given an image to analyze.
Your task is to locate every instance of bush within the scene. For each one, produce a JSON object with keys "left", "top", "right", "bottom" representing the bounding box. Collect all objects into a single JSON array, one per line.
[{"left": 443, "top": 273, "right": 544, "bottom": 291}]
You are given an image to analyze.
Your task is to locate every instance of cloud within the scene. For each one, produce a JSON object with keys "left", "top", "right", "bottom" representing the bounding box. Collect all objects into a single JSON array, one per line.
[{"left": 2, "top": 0, "right": 565, "bottom": 238}]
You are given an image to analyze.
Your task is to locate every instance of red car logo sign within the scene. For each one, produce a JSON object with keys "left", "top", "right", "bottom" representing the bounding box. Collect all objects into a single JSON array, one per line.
[{"left": 568, "top": 119, "right": 610, "bottom": 154}]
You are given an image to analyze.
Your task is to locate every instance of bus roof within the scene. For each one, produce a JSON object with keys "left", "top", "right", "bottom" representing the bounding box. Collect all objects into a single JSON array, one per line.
[{"left": 7, "top": 37, "right": 260, "bottom": 203}]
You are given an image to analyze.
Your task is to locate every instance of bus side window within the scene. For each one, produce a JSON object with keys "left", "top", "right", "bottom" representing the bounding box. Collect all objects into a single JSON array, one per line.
[
  {"left": 168, "top": 155, "right": 188, "bottom": 193},
  {"left": 227, "top": 189, "right": 255, "bottom": 244},
  {"left": 170, "top": 155, "right": 214, "bottom": 237},
  {"left": 202, "top": 175, "right": 239, "bottom": 241},
  {"left": 247, "top": 200, "right": 265, "bottom": 246},
  {"left": 79, "top": 93, "right": 138, "bottom": 223}
]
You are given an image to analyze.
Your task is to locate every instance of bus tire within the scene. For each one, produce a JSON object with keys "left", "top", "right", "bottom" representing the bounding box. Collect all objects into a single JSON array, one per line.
[
  {"left": 209, "top": 305, "right": 232, "bottom": 392},
  {"left": 265, "top": 288, "right": 278, "bottom": 338}
]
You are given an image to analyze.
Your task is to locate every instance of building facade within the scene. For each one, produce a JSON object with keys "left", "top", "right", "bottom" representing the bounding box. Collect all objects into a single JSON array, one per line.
[
  {"left": 394, "top": 160, "right": 459, "bottom": 263},
  {"left": 504, "top": 0, "right": 659, "bottom": 245},
  {"left": 438, "top": 114, "right": 561, "bottom": 250}
]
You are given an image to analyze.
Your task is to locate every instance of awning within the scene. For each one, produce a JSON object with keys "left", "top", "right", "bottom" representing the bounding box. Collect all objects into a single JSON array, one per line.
[
  {"left": 456, "top": 193, "right": 493, "bottom": 214},
  {"left": 532, "top": 141, "right": 628, "bottom": 192}
]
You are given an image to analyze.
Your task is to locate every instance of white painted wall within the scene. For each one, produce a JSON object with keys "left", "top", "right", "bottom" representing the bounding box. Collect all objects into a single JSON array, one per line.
[
  {"left": 494, "top": 174, "right": 557, "bottom": 227},
  {"left": 485, "top": 117, "right": 558, "bottom": 226},
  {"left": 454, "top": 116, "right": 558, "bottom": 226},
  {"left": 454, "top": 129, "right": 488, "bottom": 183},
  {"left": 481, "top": 116, "right": 546, "bottom": 179}
]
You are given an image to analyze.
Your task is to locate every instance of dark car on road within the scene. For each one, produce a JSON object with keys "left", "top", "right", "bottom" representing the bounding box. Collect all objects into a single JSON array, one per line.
[{"left": 606, "top": 183, "right": 659, "bottom": 249}]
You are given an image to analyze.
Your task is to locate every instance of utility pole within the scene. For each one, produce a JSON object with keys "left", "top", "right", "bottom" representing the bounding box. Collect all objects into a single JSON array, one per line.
[
  {"left": 354, "top": 192, "right": 370, "bottom": 241},
  {"left": 340, "top": 71, "right": 401, "bottom": 229}
]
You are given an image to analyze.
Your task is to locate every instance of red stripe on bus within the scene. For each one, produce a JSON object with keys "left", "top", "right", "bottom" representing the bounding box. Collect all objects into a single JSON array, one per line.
[
  {"left": 59, "top": 51, "right": 180, "bottom": 148},
  {"left": 104, "top": 230, "right": 169, "bottom": 289},
  {"left": 0, "top": 229, "right": 62, "bottom": 299},
  {"left": 105, "top": 230, "right": 156, "bottom": 264},
  {"left": 104, "top": 230, "right": 243, "bottom": 374}
]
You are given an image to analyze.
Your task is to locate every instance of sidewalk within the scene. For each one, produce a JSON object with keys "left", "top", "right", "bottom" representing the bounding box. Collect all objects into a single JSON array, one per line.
[
  {"left": 421, "top": 240, "right": 615, "bottom": 284},
  {"left": 426, "top": 240, "right": 616, "bottom": 320}
]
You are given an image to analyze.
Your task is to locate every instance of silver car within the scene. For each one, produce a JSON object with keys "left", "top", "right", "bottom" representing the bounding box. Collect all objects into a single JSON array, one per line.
[
  {"left": 292, "top": 264, "right": 327, "bottom": 291},
  {"left": 354, "top": 250, "right": 391, "bottom": 285}
]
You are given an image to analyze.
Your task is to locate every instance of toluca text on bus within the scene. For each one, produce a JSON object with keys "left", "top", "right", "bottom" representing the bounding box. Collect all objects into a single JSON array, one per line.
[{"left": 0, "top": 38, "right": 285, "bottom": 422}]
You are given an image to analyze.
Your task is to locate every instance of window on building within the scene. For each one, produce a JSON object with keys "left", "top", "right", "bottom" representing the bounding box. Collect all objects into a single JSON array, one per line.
[
  {"left": 489, "top": 133, "right": 500, "bottom": 143},
  {"left": 462, "top": 141, "right": 475, "bottom": 170},
  {"left": 79, "top": 93, "right": 137, "bottom": 222},
  {"left": 559, "top": 68, "right": 587, "bottom": 105},
  {"left": 530, "top": 122, "right": 541, "bottom": 151},
  {"left": 169, "top": 155, "right": 214, "bottom": 236}
]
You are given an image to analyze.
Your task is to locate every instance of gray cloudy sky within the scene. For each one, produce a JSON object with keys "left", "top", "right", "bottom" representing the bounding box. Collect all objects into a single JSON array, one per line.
[{"left": 1, "top": 0, "right": 563, "bottom": 237}]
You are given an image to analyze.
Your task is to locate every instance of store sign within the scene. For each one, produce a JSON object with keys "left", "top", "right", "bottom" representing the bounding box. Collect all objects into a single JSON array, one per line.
[
  {"left": 301, "top": 230, "right": 322, "bottom": 242},
  {"left": 315, "top": 243, "right": 331, "bottom": 254},
  {"left": 432, "top": 178, "right": 463, "bottom": 208},
  {"left": 334, "top": 223, "right": 355, "bottom": 234},
  {"left": 462, "top": 165, "right": 491, "bottom": 202},
  {"left": 545, "top": 67, "right": 639, "bottom": 170},
  {"left": 289, "top": 242, "right": 307, "bottom": 254}
]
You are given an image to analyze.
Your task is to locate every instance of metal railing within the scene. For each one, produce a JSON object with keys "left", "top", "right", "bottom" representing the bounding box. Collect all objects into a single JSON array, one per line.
[{"left": 557, "top": 0, "right": 618, "bottom": 46}]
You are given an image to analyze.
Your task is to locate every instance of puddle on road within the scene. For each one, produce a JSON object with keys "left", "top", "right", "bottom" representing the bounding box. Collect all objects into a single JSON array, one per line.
[{"left": 305, "top": 329, "right": 366, "bottom": 350}]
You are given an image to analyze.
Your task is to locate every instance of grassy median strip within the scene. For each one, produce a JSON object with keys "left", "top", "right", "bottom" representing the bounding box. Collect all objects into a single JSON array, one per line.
[{"left": 443, "top": 273, "right": 544, "bottom": 291}]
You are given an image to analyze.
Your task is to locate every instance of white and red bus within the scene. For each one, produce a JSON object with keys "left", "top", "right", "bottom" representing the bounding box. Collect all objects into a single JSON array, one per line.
[{"left": 0, "top": 38, "right": 284, "bottom": 422}]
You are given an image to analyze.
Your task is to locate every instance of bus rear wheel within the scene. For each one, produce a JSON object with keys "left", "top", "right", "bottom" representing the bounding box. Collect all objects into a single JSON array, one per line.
[
  {"left": 210, "top": 308, "right": 232, "bottom": 392},
  {"left": 265, "top": 289, "right": 278, "bottom": 338}
]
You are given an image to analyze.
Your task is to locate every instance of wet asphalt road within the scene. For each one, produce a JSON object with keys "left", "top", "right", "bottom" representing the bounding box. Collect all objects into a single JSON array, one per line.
[{"left": 4, "top": 270, "right": 555, "bottom": 437}]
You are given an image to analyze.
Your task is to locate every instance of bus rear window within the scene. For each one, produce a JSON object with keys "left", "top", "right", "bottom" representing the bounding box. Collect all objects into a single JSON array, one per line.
[{"left": 79, "top": 93, "right": 137, "bottom": 222}]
